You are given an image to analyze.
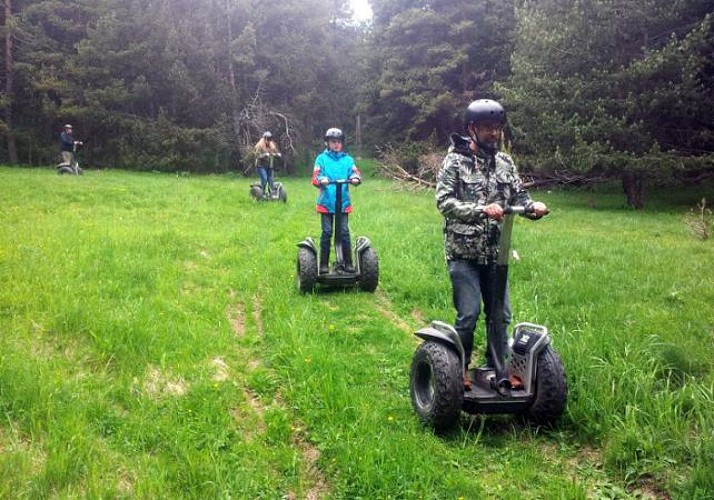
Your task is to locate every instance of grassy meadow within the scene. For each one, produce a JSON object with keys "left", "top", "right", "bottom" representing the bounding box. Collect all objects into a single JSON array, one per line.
[{"left": 0, "top": 165, "right": 713, "bottom": 499}]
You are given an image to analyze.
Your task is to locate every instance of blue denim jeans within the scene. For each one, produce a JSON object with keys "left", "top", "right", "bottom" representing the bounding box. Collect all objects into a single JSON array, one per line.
[
  {"left": 257, "top": 167, "right": 275, "bottom": 193},
  {"left": 320, "top": 212, "right": 351, "bottom": 255},
  {"left": 448, "top": 259, "right": 511, "bottom": 368}
]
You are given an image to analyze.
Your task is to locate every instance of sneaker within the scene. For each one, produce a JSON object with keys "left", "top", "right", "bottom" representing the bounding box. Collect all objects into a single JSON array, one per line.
[
  {"left": 509, "top": 374, "right": 524, "bottom": 390},
  {"left": 319, "top": 265, "right": 329, "bottom": 274},
  {"left": 463, "top": 370, "right": 473, "bottom": 390}
]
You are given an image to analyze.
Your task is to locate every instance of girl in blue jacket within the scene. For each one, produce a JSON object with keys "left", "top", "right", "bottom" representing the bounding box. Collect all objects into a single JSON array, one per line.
[{"left": 311, "top": 128, "right": 362, "bottom": 274}]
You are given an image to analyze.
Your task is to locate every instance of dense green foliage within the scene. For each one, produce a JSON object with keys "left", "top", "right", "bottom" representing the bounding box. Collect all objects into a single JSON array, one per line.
[
  {"left": 2, "top": 0, "right": 361, "bottom": 170},
  {"left": 1, "top": 0, "right": 713, "bottom": 203},
  {"left": 1, "top": 167, "right": 713, "bottom": 498},
  {"left": 361, "top": 0, "right": 516, "bottom": 144},
  {"left": 497, "top": 0, "right": 714, "bottom": 207}
]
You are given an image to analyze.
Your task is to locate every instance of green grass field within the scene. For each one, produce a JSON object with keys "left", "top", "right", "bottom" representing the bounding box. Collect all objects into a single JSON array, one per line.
[{"left": 1, "top": 166, "right": 712, "bottom": 499}]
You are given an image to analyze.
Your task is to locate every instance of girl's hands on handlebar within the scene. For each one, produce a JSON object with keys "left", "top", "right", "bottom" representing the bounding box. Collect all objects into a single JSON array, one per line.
[{"left": 319, "top": 178, "right": 361, "bottom": 186}]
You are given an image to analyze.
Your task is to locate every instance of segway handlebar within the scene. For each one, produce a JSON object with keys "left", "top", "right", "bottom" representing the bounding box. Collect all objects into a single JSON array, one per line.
[
  {"left": 475, "top": 205, "right": 550, "bottom": 216},
  {"left": 323, "top": 179, "right": 359, "bottom": 185}
]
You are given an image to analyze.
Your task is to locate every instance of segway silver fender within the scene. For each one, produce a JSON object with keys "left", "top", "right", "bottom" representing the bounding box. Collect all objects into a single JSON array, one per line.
[
  {"left": 508, "top": 322, "right": 551, "bottom": 394},
  {"left": 297, "top": 237, "right": 318, "bottom": 253},
  {"left": 354, "top": 236, "right": 372, "bottom": 255},
  {"left": 415, "top": 320, "right": 466, "bottom": 370}
]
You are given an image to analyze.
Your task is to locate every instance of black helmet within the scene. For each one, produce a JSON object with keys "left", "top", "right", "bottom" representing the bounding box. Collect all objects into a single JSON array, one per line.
[
  {"left": 324, "top": 128, "right": 344, "bottom": 142},
  {"left": 262, "top": 131, "right": 273, "bottom": 139},
  {"left": 464, "top": 99, "right": 506, "bottom": 128}
]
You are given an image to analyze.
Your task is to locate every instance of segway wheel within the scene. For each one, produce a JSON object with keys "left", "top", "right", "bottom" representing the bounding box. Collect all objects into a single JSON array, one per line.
[
  {"left": 410, "top": 341, "right": 463, "bottom": 432},
  {"left": 250, "top": 185, "right": 264, "bottom": 201},
  {"left": 524, "top": 345, "right": 568, "bottom": 427},
  {"left": 296, "top": 247, "right": 318, "bottom": 293},
  {"left": 357, "top": 247, "right": 379, "bottom": 292},
  {"left": 57, "top": 166, "right": 75, "bottom": 175},
  {"left": 278, "top": 188, "right": 287, "bottom": 203}
]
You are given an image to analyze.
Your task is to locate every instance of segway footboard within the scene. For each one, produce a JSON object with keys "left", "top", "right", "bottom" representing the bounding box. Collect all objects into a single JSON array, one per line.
[{"left": 460, "top": 323, "right": 549, "bottom": 415}]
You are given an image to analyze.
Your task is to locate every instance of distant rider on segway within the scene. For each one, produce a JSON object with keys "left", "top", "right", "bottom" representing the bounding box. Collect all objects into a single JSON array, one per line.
[
  {"left": 254, "top": 131, "right": 281, "bottom": 197},
  {"left": 59, "top": 124, "right": 82, "bottom": 167},
  {"left": 311, "top": 128, "right": 362, "bottom": 274},
  {"left": 435, "top": 99, "right": 548, "bottom": 393}
]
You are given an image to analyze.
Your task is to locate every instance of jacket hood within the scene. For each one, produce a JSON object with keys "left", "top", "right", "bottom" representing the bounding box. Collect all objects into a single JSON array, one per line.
[{"left": 448, "top": 133, "right": 472, "bottom": 156}]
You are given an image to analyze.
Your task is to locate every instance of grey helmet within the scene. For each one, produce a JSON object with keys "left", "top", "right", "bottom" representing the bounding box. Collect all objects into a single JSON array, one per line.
[
  {"left": 464, "top": 99, "right": 506, "bottom": 129},
  {"left": 262, "top": 131, "right": 273, "bottom": 139},
  {"left": 464, "top": 99, "right": 506, "bottom": 154},
  {"left": 324, "top": 128, "right": 344, "bottom": 143},
  {"left": 64, "top": 124, "right": 73, "bottom": 130}
]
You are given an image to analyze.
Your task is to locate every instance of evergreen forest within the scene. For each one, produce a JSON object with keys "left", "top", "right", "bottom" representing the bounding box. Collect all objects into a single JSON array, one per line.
[{"left": 1, "top": 0, "right": 713, "bottom": 207}]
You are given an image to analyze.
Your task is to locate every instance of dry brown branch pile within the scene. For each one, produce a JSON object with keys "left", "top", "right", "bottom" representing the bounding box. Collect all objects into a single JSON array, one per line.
[{"left": 376, "top": 143, "right": 611, "bottom": 191}]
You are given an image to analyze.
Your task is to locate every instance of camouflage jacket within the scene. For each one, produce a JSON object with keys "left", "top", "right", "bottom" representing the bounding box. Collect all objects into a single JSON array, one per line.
[{"left": 435, "top": 133, "right": 533, "bottom": 263}]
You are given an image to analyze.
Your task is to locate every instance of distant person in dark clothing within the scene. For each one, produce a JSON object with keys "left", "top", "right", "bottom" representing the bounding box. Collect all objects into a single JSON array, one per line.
[{"left": 59, "top": 124, "right": 82, "bottom": 166}]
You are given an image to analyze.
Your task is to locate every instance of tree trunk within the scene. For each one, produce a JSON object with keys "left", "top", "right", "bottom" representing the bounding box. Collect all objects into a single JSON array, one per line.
[
  {"left": 225, "top": 0, "right": 242, "bottom": 172},
  {"left": 355, "top": 113, "right": 362, "bottom": 157},
  {"left": 621, "top": 171, "right": 645, "bottom": 209},
  {"left": 4, "top": 0, "right": 19, "bottom": 164}
]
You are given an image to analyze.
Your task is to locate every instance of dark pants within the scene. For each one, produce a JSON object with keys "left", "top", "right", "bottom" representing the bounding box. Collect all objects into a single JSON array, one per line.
[
  {"left": 320, "top": 212, "right": 351, "bottom": 265},
  {"left": 257, "top": 166, "right": 274, "bottom": 193},
  {"left": 448, "top": 259, "right": 511, "bottom": 369}
]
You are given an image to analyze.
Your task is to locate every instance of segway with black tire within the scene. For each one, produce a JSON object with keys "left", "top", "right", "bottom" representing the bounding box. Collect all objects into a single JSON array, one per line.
[
  {"left": 250, "top": 153, "right": 287, "bottom": 202},
  {"left": 57, "top": 142, "right": 84, "bottom": 175},
  {"left": 410, "top": 205, "right": 567, "bottom": 432},
  {"left": 296, "top": 179, "right": 378, "bottom": 293}
]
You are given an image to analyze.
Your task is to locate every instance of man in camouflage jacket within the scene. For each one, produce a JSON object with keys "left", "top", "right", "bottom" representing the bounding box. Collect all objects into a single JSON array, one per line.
[{"left": 435, "top": 99, "right": 548, "bottom": 390}]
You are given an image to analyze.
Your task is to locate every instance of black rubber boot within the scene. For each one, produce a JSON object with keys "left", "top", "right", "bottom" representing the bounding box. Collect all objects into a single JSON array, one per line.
[{"left": 319, "top": 242, "right": 330, "bottom": 274}]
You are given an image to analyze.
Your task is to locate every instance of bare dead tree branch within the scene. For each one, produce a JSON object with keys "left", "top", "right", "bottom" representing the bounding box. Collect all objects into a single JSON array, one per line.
[{"left": 268, "top": 111, "right": 297, "bottom": 155}]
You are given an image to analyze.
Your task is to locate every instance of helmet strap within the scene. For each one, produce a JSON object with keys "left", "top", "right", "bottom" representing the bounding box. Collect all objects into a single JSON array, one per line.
[{"left": 468, "top": 123, "right": 498, "bottom": 156}]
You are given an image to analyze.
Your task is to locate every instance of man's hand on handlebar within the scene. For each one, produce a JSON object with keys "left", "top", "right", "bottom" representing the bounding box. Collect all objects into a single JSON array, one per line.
[
  {"left": 482, "top": 203, "right": 504, "bottom": 221},
  {"left": 530, "top": 201, "right": 548, "bottom": 218},
  {"left": 480, "top": 201, "right": 549, "bottom": 220}
]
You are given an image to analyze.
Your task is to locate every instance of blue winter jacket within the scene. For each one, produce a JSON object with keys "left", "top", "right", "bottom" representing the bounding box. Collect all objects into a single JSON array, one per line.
[{"left": 311, "top": 149, "right": 362, "bottom": 213}]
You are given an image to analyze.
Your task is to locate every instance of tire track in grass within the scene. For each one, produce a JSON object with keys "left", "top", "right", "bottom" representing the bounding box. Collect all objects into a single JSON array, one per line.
[
  {"left": 227, "top": 292, "right": 330, "bottom": 499},
  {"left": 374, "top": 290, "right": 421, "bottom": 340},
  {"left": 225, "top": 294, "right": 266, "bottom": 439}
]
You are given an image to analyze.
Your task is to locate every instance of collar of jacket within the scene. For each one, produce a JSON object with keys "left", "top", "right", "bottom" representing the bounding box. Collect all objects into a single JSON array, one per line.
[{"left": 324, "top": 149, "right": 347, "bottom": 159}]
